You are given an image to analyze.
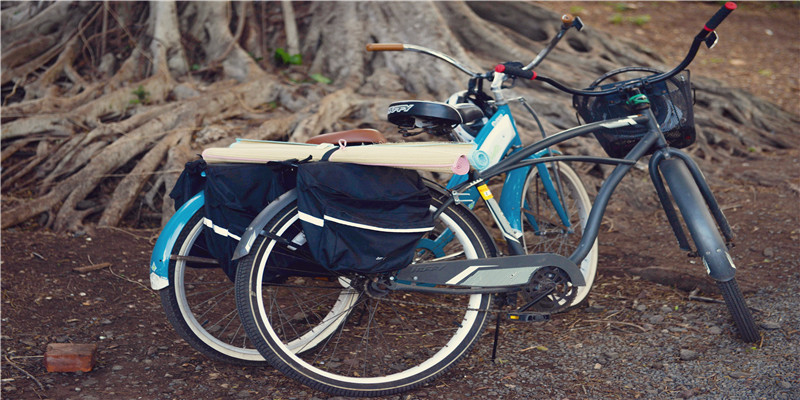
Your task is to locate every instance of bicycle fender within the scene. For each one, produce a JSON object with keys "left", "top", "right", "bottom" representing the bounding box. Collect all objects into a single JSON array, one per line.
[
  {"left": 149, "top": 192, "right": 204, "bottom": 290},
  {"left": 659, "top": 159, "right": 735, "bottom": 282},
  {"left": 232, "top": 189, "right": 298, "bottom": 261}
]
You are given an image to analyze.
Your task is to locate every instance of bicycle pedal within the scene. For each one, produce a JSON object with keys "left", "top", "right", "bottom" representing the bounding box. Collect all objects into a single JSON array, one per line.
[{"left": 507, "top": 312, "right": 550, "bottom": 322}]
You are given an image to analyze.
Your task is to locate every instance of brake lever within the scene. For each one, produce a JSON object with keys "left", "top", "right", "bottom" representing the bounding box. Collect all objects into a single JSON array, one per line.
[
  {"left": 704, "top": 31, "right": 719, "bottom": 49},
  {"left": 572, "top": 16, "right": 585, "bottom": 32}
]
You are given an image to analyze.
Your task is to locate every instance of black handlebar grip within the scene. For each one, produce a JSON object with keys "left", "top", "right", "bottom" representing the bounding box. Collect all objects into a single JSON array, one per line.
[
  {"left": 704, "top": 2, "right": 737, "bottom": 32},
  {"left": 495, "top": 63, "right": 537, "bottom": 80}
]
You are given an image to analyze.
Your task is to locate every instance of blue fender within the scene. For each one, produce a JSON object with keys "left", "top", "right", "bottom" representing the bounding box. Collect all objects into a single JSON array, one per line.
[{"left": 149, "top": 193, "right": 204, "bottom": 290}]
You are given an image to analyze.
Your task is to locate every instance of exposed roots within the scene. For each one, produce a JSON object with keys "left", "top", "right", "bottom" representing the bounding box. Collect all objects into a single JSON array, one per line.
[{"left": 1, "top": 1, "right": 796, "bottom": 232}]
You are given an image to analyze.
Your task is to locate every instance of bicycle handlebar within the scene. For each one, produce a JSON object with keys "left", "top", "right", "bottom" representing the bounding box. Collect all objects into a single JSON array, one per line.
[
  {"left": 510, "top": 2, "right": 737, "bottom": 97},
  {"left": 495, "top": 62, "right": 536, "bottom": 80},
  {"left": 703, "top": 2, "right": 737, "bottom": 33},
  {"left": 367, "top": 3, "right": 736, "bottom": 98}
]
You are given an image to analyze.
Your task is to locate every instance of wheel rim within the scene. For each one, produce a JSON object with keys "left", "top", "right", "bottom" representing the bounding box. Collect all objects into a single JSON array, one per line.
[
  {"left": 247, "top": 206, "right": 490, "bottom": 389},
  {"left": 174, "top": 219, "right": 264, "bottom": 361}
]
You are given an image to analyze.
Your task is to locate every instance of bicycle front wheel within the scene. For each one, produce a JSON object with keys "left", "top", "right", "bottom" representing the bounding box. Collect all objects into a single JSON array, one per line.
[
  {"left": 159, "top": 208, "right": 266, "bottom": 366},
  {"left": 236, "top": 192, "right": 496, "bottom": 397},
  {"left": 521, "top": 161, "right": 598, "bottom": 312}
]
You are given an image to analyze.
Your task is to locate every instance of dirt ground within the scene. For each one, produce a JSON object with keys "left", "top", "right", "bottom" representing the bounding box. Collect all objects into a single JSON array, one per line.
[{"left": 2, "top": 2, "right": 799, "bottom": 399}]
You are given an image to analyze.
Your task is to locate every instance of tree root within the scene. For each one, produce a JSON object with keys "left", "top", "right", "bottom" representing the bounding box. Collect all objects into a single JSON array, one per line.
[{"left": 1, "top": 1, "right": 796, "bottom": 232}]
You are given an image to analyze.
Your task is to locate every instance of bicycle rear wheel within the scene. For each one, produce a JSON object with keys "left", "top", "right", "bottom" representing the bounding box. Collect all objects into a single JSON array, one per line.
[
  {"left": 521, "top": 161, "right": 598, "bottom": 312},
  {"left": 160, "top": 208, "right": 266, "bottom": 365},
  {"left": 235, "top": 191, "right": 496, "bottom": 397}
]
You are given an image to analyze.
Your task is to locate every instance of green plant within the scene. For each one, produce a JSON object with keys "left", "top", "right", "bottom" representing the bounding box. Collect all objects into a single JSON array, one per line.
[
  {"left": 609, "top": 13, "right": 624, "bottom": 24},
  {"left": 569, "top": 6, "right": 585, "bottom": 15},
  {"left": 310, "top": 73, "right": 332, "bottom": 85},
  {"left": 274, "top": 48, "right": 302, "bottom": 66},
  {"left": 630, "top": 14, "right": 651, "bottom": 26},
  {"left": 130, "top": 85, "right": 150, "bottom": 105}
]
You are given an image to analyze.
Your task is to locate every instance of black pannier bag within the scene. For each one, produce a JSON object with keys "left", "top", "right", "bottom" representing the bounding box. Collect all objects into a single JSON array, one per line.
[
  {"left": 295, "top": 162, "right": 435, "bottom": 275},
  {"left": 169, "top": 160, "right": 296, "bottom": 281}
]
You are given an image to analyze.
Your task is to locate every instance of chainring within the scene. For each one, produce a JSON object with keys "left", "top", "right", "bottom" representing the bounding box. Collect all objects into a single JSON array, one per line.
[{"left": 522, "top": 266, "right": 577, "bottom": 313}]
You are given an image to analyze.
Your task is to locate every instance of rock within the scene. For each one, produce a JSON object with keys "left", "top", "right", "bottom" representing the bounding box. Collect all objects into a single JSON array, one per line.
[
  {"left": 649, "top": 315, "right": 665, "bottom": 324},
  {"left": 708, "top": 326, "right": 723, "bottom": 335},
  {"left": 679, "top": 349, "right": 699, "bottom": 361},
  {"left": 762, "top": 247, "right": 775, "bottom": 258},
  {"left": 778, "top": 381, "right": 792, "bottom": 389},
  {"left": 729, "top": 371, "right": 751, "bottom": 379},
  {"left": 760, "top": 321, "right": 781, "bottom": 330}
]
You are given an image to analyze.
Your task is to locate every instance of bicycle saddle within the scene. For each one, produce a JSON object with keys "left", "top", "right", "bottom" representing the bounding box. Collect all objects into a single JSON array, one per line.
[
  {"left": 387, "top": 100, "right": 483, "bottom": 128},
  {"left": 306, "top": 128, "right": 387, "bottom": 145}
]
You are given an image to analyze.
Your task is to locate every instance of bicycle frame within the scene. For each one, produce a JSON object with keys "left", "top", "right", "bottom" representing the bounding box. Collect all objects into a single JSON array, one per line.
[
  {"left": 451, "top": 106, "right": 734, "bottom": 279},
  {"left": 444, "top": 103, "right": 569, "bottom": 235}
]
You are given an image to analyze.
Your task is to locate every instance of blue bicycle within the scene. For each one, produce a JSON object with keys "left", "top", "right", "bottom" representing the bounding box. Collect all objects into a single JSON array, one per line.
[{"left": 372, "top": 13, "right": 598, "bottom": 312}]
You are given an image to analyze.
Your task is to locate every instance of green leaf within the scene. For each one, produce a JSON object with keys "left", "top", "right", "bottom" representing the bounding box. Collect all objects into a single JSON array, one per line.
[
  {"left": 288, "top": 54, "right": 303, "bottom": 65},
  {"left": 310, "top": 73, "right": 332, "bottom": 84},
  {"left": 275, "top": 48, "right": 291, "bottom": 64}
]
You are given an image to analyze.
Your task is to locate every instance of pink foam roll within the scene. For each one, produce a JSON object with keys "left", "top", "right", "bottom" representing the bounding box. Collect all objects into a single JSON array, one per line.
[{"left": 451, "top": 154, "right": 471, "bottom": 175}]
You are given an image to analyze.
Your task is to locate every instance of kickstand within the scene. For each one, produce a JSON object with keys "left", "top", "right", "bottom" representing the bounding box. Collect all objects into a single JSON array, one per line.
[{"left": 491, "top": 312, "right": 502, "bottom": 362}]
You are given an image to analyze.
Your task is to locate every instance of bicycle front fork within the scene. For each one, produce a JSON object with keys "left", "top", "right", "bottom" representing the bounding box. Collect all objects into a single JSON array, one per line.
[{"left": 650, "top": 148, "right": 736, "bottom": 282}]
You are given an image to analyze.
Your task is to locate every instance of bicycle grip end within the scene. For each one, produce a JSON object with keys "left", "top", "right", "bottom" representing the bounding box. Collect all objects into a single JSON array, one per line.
[
  {"left": 495, "top": 63, "right": 536, "bottom": 80},
  {"left": 561, "top": 13, "right": 575, "bottom": 26},
  {"left": 704, "top": 2, "right": 736, "bottom": 32},
  {"left": 366, "top": 43, "right": 404, "bottom": 52}
]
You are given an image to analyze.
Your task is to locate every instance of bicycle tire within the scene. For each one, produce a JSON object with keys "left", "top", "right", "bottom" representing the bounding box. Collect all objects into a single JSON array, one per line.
[
  {"left": 659, "top": 158, "right": 759, "bottom": 343},
  {"left": 159, "top": 208, "right": 267, "bottom": 365},
  {"left": 717, "top": 278, "right": 760, "bottom": 343},
  {"left": 235, "top": 190, "right": 497, "bottom": 397},
  {"left": 521, "top": 161, "right": 598, "bottom": 312}
]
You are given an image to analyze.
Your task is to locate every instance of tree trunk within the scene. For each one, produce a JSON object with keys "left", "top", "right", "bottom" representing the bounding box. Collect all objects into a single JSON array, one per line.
[{"left": 2, "top": 1, "right": 797, "bottom": 234}]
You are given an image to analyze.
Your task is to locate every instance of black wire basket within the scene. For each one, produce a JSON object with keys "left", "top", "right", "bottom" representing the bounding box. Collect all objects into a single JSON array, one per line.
[{"left": 572, "top": 68, "right": 695, "bottom": 158}]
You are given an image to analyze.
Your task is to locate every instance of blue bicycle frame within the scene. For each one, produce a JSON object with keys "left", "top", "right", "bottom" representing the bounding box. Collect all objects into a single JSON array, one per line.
[{"left": 446, "top": 104, "right": 570, "bottom": 234}]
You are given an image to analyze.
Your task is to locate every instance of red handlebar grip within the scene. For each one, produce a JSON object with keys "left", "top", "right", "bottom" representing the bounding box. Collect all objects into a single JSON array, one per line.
[{"left": 495, "top": 63, "right": 536, "bottom": 80}]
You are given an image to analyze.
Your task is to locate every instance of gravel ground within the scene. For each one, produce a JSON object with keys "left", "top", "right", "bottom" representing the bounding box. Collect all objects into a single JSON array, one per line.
[{"left": 435, "top": 273, "right": 800, "bottom": 400}]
